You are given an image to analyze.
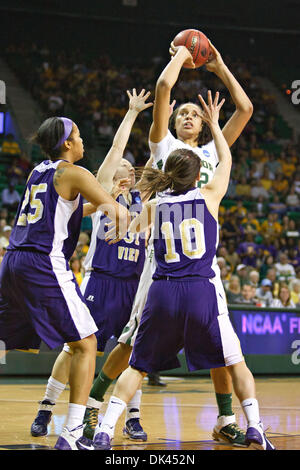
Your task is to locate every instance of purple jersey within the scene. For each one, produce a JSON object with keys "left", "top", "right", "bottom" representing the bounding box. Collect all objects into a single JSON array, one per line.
[
  {"left": 8, "top": 160, "right": 83, "bottom": 261},
  {"left": 153, "top": 187, "right": 218, "bottom": 279},
  {"left": 84, "top": 190, "right": 145, "bottom": 279}
]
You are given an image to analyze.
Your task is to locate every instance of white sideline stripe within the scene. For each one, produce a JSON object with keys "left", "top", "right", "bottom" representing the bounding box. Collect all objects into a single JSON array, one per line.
[{"left": 0, "top": 398, "right": 299, "bottom": 411}]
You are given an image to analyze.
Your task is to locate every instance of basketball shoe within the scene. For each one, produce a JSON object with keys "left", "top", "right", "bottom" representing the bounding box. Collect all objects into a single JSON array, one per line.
[
  {"left": 245, "top": 422, "right": 275, "bottom": 450},
  {"left": 54, "top": 424, "right": 85, "bottom": 450},
  {"left": 212, "top": 415, "right": 246, "bottom": 447},
  {"left": 93, "top": 431, "right": 112, "bottom": 450},
  {"left": 123, "top": 418, "right": 147, "bottom": 441},
  {"left": 30, "top": 400, "right": 54, "bottom": 437}
]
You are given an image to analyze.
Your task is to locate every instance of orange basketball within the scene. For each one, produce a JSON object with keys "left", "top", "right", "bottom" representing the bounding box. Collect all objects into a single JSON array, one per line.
[{"left": 173, "top": 29, "right": 211, "bottom": 68}]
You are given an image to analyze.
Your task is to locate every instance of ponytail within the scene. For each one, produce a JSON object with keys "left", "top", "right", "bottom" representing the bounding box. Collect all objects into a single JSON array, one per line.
[
  {"left": 136, "top": 148, "right": 201, "bottom": 198},
  {"left": 136, "top": 167, "right": 174, "bottom": 199}
]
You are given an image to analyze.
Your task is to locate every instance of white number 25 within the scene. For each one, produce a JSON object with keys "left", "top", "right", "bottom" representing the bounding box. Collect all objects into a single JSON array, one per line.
[{"left": 17, "top": 184, "right": 47, "bottom": 226}]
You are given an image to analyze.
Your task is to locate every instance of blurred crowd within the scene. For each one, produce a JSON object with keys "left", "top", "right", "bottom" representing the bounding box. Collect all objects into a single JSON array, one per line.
[{"left": 0, "top": 42, "right": 299, "bottom": 308}]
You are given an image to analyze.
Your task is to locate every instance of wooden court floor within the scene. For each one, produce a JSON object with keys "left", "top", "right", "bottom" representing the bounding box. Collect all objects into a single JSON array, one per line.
[{"left": 0, "top": 375, "right": 299, "bottom": 451}]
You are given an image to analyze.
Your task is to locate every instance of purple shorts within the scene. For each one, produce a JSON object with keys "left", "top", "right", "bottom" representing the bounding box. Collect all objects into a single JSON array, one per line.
[
  {"left": 81, "top": 271, "right": 139, "bottom": 352},
  {"left": 0, "top": 250, "right": 97, "bottom": 351},
  {"left": 130, "top": 278, "right": 243, "bottom": 373}
]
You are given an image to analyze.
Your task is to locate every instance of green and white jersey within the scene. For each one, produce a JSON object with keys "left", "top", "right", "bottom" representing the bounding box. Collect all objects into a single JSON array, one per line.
[{"left": 149, "top": 130, "right": 219, "bottom": 188}]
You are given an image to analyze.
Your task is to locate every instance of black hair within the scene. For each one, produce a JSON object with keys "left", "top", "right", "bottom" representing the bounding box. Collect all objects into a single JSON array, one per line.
[{"left": 30, "top": 117, "right": 74, "bottom": 160}]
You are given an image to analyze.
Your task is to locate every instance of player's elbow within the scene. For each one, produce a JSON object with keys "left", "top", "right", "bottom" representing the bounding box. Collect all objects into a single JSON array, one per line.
[
  {"left": 240, "top": 101, "right": 253, "bottom": 116},
  {"left": 156, "top": 78, "right": 172, "bottom": 92}
]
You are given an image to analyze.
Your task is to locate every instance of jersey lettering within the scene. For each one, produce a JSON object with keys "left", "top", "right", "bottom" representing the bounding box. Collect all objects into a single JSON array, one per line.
[{"left": 17, "top": 183, "right": 47, "bottom": 226}]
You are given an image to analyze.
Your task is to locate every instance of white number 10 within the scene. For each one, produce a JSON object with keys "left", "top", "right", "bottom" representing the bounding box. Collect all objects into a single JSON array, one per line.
[{"left": 161, "top": 218, "right": 205, "bottom": 263}]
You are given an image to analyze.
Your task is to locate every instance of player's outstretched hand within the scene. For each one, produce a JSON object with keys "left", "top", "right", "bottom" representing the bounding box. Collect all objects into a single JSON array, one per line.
[
  {"left": 110, "top": 178, "right": 132, "bottom": 200},
  {"left": 197, "top": 90, "right": 225, "bottom": 128},
  {"left": 104, "top": 220, "right": 127, "bottom": 245},
  {"left": 205, "top": 40, "right": 225, "bottom": 74},
  {"left": 127, "top": 88, "right": 153, "bottom": 113},
  {"left": 169, "top": 42, "right": 195, "bottom": 69}
]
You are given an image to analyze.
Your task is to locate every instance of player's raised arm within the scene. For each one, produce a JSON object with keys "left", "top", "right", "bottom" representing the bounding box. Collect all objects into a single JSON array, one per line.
[
  {"left": 205, "top": 41, "right": 253, "bottom": 147},
  {"left": 149, "top": 46, "right": 194, "bottom": 144},
  {"left": 198, "top": 91, "right": 232, "bottom": 212},
  {"left": 105, "top": 198, "right": 157, "bottom": 245},
  {"left": 128, "top": 198, "right": 157, "bottom": 234},
  {"left": 97, "top": 89, "right": 153, "bottom": 193},
  {"left": 54, "top": 164, "right": 131, "bottom": 237}
]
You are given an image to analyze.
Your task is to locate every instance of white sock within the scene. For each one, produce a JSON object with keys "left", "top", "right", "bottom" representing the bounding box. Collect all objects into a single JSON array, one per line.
[
  {"left": 126, "top": 389, "right": 142, "bottom": 422},
  {"left": 86, "top": 396, "right": 103, "bottom": 411},
  {"left": 43, "top": 376, "right": 66, "bottom": 404},
  {"left": 241, "top": 398, "right": 261, "bottom": 426},
  {"left": 66, "top": 403, "right": 86, "bottom": 430},
  {"left": 97, "top": 396, "right": 126, "bottom": 439}
]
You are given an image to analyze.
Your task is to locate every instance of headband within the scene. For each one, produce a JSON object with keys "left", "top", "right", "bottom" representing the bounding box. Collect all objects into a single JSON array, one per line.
[{"left": 54, "top": 117, "right": 73, "bottom": 150}]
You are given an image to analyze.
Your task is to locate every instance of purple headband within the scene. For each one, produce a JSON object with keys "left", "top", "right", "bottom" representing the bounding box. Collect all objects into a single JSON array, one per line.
[{"left": 54, "top": 117, "right": 73, "bottom": 150}]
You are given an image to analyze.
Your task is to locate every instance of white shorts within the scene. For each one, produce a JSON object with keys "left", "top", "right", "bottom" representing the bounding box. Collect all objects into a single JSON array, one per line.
[{"left": 118, "top": 234, "right": 156, "bottom": 347}]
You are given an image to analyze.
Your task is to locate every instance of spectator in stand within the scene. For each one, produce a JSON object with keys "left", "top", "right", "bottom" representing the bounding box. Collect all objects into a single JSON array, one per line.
[
  {"left": 255, "top": 196, "right": 267, "bottom": 218},
  {"left": 260, "top": 213, "right": 282, "bottom": 238},
  {"left": 268, "top": 195, "right": 287, "bottom": 217},
  {"left": 282, "top": 155, "right": 296, "bottom": 180},
  {"left": 235, "top": 176, "right": 251, "bottom": 198},
  {"left": 256, "top": 279, "right": 274, "bottom": 307},
  {"left": 220, "top": 266, "right": 231, "bottom": 291},
  {"left": 259, "top": 254, "right": 274, "bottom": 280},
  {"left": 243, "top": 244, "right": 258, "bottom": 268},
  {"left": 220, "top": 212, "right": 241, "bottom": 243},
  {"left": 266, "top": 153, "right": 281, "bottom": 178},
  {"left": 274, "top": 253, "right": 296, "bottom": 283},
  {"left": 228, "top": 200, "right": 247, "bottom": 219},
  {"left": 241, "top": 212, "right": 260, "bottom": 236},
  {"left": 77, "top": 232, "right": 90, "bottom": 255},
  {"left": 237, "top": 233, "right": 257, "bottom": 262},
  {"left": 225, "top": 275, "right": 241, "bottom": 304},
  {"left": 0, "top": 207, "right": 8, "bottom": 218},
  {"left": 272, "top": 173, "right": 289, "bottom": 198},
  {"left": 7, "top": 157, "right": 25, "bottom": 185},
  {"left": 271, "top": 284, "right": 296, "bottom": 308},
  {"left": 1, "top": 133, "right": 21, "bottom": 158},
  {"left": 259, "top": 235, "right": 279, "bottom": 260},
  {"left": 250, "top": 179, "right": 269, "bottom": 200},
  {"left": 286, "top": 186, "right": 300, "bottom": 211},
  {"left": 249, "top": 270, "right": 260, "bottom": 289},
  {"left": 236, "top": 264, "right": 249, "bottom": 286},
  {"left": 289, "top": 279, "right": 300, "bottom": 306},
  {"left": 260, "top": 167, "right": 273, "bottom": 192},
  {"left": 234, "top": 283, "right": 257, "bottom": 305},
  {"left": 225, "top": 240, "right": 241, "bottom": 272},
  {"left": 265, "top": 268, "right": 280, "bottom": 297},
  {"left": 1, "top": 183, "right": 21, "bottom": 213},
  {"left": 70, "top": 257, "right": 83, "bottom": 287},
  {"left": 0, "top": 225, "right": 12, "bottom": 249}
]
